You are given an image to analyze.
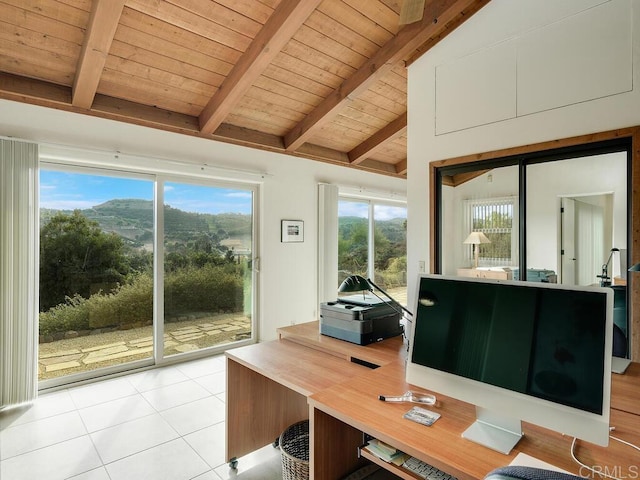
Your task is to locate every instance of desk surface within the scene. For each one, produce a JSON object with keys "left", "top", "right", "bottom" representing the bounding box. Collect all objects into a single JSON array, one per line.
[
  {"left": 228, "top": 322, "right": 640, "bottom": 479},
  {"left": 310, "top": 361, "right": 640, "bottom": 480},
  {"left": 226, "top": 337, "right": 370, "bottom": 397},
  {"left": 277, "top": 321, "right": 405, "bottom": 367},
  {"left": 611, "top": 361, "right": 640, "bottom": 415}
]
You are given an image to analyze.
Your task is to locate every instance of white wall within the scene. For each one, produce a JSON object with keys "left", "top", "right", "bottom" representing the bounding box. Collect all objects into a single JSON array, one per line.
[
  {"left": 407, "top": 0, "right": 640, "bottom": 304},
  {"left": 0, "top": 99, "right": 406, "bottom": 341}
]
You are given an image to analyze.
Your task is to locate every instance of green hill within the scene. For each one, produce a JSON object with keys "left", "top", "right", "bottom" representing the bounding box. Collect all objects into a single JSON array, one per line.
[
  {"left": 339, "top": 216, "right": 406, "bottom": 243},
  {"left": 41, "top": 199, "right": 252, "bottom": 248}
]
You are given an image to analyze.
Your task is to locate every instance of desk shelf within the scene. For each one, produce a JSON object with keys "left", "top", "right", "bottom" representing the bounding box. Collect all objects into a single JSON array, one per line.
[{"left": 359, "top": 446, "right": 418, "bottom": 480}]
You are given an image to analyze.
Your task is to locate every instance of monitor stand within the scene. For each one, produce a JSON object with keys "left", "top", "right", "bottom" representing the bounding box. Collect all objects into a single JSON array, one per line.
[
  {"left": 462, "top": 407, "right": 523, "bottom": 455},
  {"left": 612, "top": 356, "right": 631, "bottom": 374}
]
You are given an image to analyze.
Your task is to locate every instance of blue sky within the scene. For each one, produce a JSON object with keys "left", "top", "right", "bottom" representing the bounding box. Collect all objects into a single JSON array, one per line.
[
  {"left": 40, "top": 170, "right": 405, "bottom": 219},
  {"left": 40, "top": 170, "right": 253, "bottom": 214},
  {"left": 339, "top": 200, "right": 407, "bottom": 221}
]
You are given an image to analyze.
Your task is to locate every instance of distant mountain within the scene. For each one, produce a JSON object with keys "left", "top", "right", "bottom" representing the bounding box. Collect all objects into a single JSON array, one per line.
[
  {"left": 339, "top": 216, "right": 407, "bottom": 243},
  {"left": 41, "top": 202, "right": 404, "bottom": 248},
  {"left": 40, "top": 199, "right": 252, "bottom": 247}
]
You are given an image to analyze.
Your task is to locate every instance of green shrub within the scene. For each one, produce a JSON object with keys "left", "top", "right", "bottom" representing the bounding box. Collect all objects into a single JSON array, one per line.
[
  {"left": 374, "top": 256, "right": 407, "bottom": 289},
  {"left": 164, "top": 264, "right": 243, "bottom": 315},
  {"left": 39, "top": 266, "right": 245, "bottom": 336},
  {"left": 87, "top": 274, "right": 153, "bottom": 329},
  {"left": 39, "top": 295, "right": 90, "bottom": 336}
]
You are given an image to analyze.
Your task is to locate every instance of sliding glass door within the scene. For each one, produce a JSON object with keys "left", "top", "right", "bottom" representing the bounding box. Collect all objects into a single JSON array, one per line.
[
  {"left": 39, "top": 166, "right": 257, "bottom": 386},
  {"left": 161, "top": 180, "right": 254, "bottom": 358},
  {"left": 39, "top": 167, "right": 155, "bottom": 382}
]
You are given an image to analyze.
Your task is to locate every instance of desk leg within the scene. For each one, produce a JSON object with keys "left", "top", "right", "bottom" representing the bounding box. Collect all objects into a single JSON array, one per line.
[
  {"left": 310, "top": 406, "right": 367, "bottom": 480},
  {"left": 226, "top": 357, "right": 308, "bottom": 463}
]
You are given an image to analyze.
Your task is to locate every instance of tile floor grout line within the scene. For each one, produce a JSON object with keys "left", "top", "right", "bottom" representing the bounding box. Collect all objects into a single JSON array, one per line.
[{"left": 2, "top": 352, "right": 283, "bottom": 480}]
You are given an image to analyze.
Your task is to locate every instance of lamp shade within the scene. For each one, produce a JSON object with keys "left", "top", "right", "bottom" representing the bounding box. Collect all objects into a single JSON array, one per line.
[
  {"left": 463, "top": 231, "right": 491, "bottom": 245},
  {"left": 338, "top": 275, "right": 372, "bottom": 293}
]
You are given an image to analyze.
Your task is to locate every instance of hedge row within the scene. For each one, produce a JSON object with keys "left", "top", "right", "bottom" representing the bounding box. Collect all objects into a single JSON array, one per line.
[{"left": 39, "top": 265, "right": 246, "bottom": 336}]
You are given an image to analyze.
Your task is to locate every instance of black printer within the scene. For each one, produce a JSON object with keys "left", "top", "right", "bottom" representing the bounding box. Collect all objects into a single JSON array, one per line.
[{"left": 319, "top": 294, "right": 403, "bottom": 345}]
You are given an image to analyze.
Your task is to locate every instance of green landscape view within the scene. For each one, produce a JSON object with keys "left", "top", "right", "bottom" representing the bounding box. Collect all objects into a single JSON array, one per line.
[
  {"left": 338, "top": 215, "right": 408, "bottom": 289},
  {"left": 39, "top": 199, "right": 252, "bottom": 338}
]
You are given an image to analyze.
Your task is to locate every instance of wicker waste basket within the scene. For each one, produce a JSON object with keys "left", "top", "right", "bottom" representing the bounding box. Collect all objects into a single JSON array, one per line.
[{"left": 279, "top": 420, "right": 309, "bottom": 480}]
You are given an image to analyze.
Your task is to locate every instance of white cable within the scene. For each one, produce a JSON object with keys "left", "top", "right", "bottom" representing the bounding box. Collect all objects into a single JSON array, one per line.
[
  {"left": 610, "top": 434, "right": 640, "bottom": 452},
  {"left": 570, "top": 433, "right": 640, "bottom": 480}
]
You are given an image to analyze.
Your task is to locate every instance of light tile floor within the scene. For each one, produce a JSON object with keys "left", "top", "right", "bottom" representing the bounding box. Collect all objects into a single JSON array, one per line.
[{"left": 0, "top": 355, "right": 283, "bottom": 480}]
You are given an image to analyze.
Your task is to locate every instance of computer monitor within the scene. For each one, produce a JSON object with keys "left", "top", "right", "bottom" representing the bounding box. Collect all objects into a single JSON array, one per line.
[{"left": 406, "top": 274, "right": 613, "bottom": 454}]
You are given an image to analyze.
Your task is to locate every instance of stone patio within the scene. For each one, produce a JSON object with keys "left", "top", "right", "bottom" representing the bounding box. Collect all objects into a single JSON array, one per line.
[{"left": 38, "top": 315, "right": 251, "bottom": 380}]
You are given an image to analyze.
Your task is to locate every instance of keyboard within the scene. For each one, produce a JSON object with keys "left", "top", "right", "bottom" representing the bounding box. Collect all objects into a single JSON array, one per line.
[{"left": 402, "top": 456, "right": 457, "bottom": 480}]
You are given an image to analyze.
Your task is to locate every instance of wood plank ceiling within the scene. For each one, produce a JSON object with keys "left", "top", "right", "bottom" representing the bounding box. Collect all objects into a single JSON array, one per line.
[{"left": 0, "top": 0, "right": 489, "bottom": 177}]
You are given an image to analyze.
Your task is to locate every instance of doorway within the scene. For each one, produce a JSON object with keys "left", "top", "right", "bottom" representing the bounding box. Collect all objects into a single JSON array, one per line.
[{"left": 560, "top": 195, "right": 610, "bottom": 286}]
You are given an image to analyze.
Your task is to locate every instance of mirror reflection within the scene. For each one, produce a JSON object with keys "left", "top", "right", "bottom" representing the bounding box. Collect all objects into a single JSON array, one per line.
[
  {"left": 439, "top": 150, "right": 629, "bottom": 359},
  {"left": 527, "top": 152, "right": 626, "bottom": 288},
  {"left": 441, "top": 164, "right": 519, "bottom": 281}
]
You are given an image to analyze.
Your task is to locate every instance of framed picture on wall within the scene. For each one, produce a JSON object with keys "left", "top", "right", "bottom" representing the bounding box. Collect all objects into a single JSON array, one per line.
[{"left": 281, "top": 220, "right": 304, "bottom": 243}]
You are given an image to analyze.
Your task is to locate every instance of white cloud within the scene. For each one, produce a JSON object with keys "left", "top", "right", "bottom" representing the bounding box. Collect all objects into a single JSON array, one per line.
[
  {"left": 374, "top": 205, "right": 407, "bottom": 221},
  {"left": 40, "top": 200, "right": 98, "bottom": 210},
  {"left": 226, "top": 192, "right": 252, "bottom": 199}
]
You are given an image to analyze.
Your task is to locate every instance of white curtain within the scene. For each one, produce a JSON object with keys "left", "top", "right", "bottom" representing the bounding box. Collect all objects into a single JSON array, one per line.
[
  {"left": 0, "top": 139, "right": 39, "bottom": 409},
  {"left": 318, "top": 184, "right": 339, "bottom": 304}
]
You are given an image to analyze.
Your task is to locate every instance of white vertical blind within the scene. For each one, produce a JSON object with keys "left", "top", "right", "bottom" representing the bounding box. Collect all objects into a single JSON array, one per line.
[
  {"left": 0, "top": 139, "right": 39, "bottom": 409},
  {"left": 464, "top": 196, "right": 516, "bottom": 266}
]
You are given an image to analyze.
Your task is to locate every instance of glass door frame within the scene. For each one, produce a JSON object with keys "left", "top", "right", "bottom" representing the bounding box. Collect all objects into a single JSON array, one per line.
[
  {"left": 153, "top": 175, "right": 259, "bottom": 366},
  {"left": 433, "top": 139, "right": 632, "bottom": 278},
  {"left": 38, "top": 163, "right": 260, "bottom": 389}
]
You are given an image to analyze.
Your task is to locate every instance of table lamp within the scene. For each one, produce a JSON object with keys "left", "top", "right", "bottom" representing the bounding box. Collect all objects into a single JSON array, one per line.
[
  {"left": 338, "top": 274, "right": 412, "bottom": 318},
  {"left": 598, "top": 247, "right": 619, "bottom": 287},
  {"left": 463, "top": 231, "right": 491, "bottom": 269}
]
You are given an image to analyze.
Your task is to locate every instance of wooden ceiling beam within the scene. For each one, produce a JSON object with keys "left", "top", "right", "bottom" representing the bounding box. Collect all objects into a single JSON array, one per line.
[
  {"left": 357, "top": 158, "right": 401, "bottom": 176},
  {"left": 199, "top": 0, "right": 322, "bottom": 134},
  {"left": 440, "top": 170, "right": 490, "bottom": 187},
  {"left": 0, "top": 72, "right": 71, "bottom": 106},
  {"left": 72, "top": 0, "right": 126, "bottom": 109},
  {"left": 283, "top": 0, "right": 489, "bottom": 152},
  {"left": 348, "top": 112, "right": 407, "bottom": 165},
  {"left": 395, "top": 159, "right": 408, "bottom": 175},
  {"left": 0, "top": 73, "right": 406, "bottom": 177}
]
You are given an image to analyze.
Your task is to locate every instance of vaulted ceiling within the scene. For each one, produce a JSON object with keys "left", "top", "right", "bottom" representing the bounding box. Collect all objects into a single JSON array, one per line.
[{"left": 0, "top": 0, "right": 489, "bottom": 177}]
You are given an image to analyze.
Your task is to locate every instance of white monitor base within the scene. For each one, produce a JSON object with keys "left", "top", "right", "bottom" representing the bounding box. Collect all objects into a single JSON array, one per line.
[
  {"left": 462, "top": 408, "right": 523, "bottom": 454},
  {"left": 612, "top": 356, "right": 631, "bottom": 374}
]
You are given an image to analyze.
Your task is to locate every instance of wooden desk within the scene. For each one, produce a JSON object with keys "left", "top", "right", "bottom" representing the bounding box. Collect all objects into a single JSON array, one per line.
[
  {"left": 227, "top": 322, "right": 640, "bottom": 479},
  {"left": 457, "top": 268, "right": 512, "bottom": 280},
  {"left": 277, "top": 320, "right": 405, "bottom": 366},
  {"left": 225, "top": 325, "right": 402, "bottom": 465},
  {"left": 310, "top": 361, "right": 640, "bottom": 480}
]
